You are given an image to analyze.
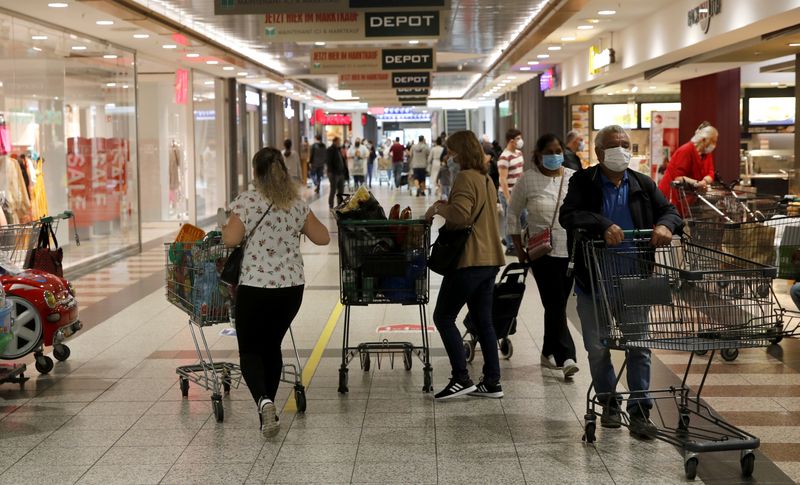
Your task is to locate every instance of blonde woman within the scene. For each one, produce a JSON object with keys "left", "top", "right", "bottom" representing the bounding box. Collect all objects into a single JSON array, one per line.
[{"left": 222, "top": 147, "right": 329, "bottom": 437}]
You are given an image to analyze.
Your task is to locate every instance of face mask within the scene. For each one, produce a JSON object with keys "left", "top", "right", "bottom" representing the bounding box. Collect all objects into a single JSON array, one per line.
[
  {"left": 704, "top": 143, "right": 716, "bottom": 154},
  {"left": 578, "top": 141, "right": 586, "bottom": 152},
  {"left": 516, "top": 138, "right": 524, "bottom": 149},
  {"left": 603, "top": 147, "right": 631, "bottom": 173},
  {"left": 542, "top": 154, "right": 564, "bottom": 170}
]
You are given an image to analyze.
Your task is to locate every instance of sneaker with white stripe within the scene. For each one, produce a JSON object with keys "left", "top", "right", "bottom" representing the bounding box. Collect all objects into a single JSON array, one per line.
[
  {"left": 470, "top": 380, "right": 504, "bottom": 398},
  {"left": 434, "top": 378, "right": 476, "bottom": 400}
]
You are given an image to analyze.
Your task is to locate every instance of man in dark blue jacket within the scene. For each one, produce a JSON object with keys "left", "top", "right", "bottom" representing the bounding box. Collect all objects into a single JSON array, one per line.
[{"left": 560, "top": 124, "right": 682, "bottom": 439}]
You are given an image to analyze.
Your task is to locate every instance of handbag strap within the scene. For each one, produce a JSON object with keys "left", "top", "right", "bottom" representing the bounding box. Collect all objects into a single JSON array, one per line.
[
  {"left": 469, "top": 177, "right": 490, "bottom": 227},
  {"left": 547, "top": 172, "right": 566, "bottom": 231},
  {"left": 243, "top": 203, "right": 273, "bottom": 247}
]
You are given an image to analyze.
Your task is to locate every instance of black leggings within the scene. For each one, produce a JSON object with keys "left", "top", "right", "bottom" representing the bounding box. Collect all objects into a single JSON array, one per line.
[
  {"left": 235, "top": 285, "right": 304, "bottom": 403},
  {"left": 529, "top": 256, "right": 577, "bottom": 366}
]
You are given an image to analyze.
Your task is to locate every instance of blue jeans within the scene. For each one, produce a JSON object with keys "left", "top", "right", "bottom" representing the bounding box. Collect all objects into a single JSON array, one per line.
[
  {"left": 393, "top": 162, "right": 403, "bottom": 188},
  {"left": 791, "top": 282, "right": 800, "bottom": 310},
  {"left": 576, "top": 289, "right": 652, "bottom": 412},
  {"left": 434, "top": 266, "right": 500, "bottom": 383}
]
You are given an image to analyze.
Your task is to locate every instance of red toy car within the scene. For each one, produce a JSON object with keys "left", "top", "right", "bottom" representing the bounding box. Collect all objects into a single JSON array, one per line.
[{"left": 0, "top": 269, "right": 81, "bottom": 374}]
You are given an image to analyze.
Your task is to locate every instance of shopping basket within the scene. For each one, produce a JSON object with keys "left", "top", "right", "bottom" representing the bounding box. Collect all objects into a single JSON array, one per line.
[
  {"left": 581, "top": 230, "right": 779, "bottom": 480},
  {"left": 335, "top": 218, "right": 433, "bottom": 393}
]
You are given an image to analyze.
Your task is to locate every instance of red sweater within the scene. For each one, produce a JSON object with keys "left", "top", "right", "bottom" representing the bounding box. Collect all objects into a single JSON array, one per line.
[{"left": 658, "top": 141, "right": 714, "bottom": 205}]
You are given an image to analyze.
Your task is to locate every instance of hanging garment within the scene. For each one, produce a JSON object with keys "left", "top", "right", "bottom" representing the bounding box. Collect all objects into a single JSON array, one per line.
[
  {"left": 5, "top": 157, "right": 31, "bottom": 223},
  {"left": 31, "top": 159, "right": 48, "bottom": 219},
  {"left": 0, "top": 126, "right": 9, "bottom": 156},
  {"left": 169, "top": 144, "right": 181, "bottom": 192}
]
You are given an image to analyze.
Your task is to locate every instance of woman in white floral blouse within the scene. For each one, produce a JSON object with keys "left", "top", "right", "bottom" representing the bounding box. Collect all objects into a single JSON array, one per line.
[{"left": 222, "top": 147, "right": 329, "bottom": 437}]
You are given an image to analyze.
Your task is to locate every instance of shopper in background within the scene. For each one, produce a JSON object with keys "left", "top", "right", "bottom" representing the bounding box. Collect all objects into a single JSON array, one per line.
[
  {"left": 309, "top": 135, "right": 327, "bottom": 194},
  {"left": 429, "top": 137, "right": 445, "bottom": 195},
  {"left": 341, "top": 140, "right": 351, "bottom": 188},
  {"left": 436, "top": 157, "right": 452, "bottom": 200},
  {"left": 658, "top": 123, "right": 718, "bottom": 206},
  {"left": 300, "top": 136, "right": 310, "bottom": 186},
  {"left": 410, "top": 135, "right": 431, "bottom": 196},
  {"left": 482, "top": 134, "right": 501, "bottom": 190},
  {"left": 222, "top": 147, "right": 330, "bottom": 438},
  {"left": 326, "top": 137, "right": 347, "bottom": 208},
  {"left": 282, "top": 139, "right": 302, "bottom": 184},
  {"left": 508, "top": 133, "right": 578, "bottom": 380},
  {"left": 389, "top": 137, "right": 406, "bottom": 188},
  {"left": 498, "top": 128, "right": 526, "bottom": 255},
  {"left": 349, "top": 139, "right": 369, "bottom": 187},
  {"left": 366, "top": 140, "right": 377, "bottom": 188},
  {"left": 563, "top": 130, "right": 585, "bottom": 172},
  {"left": 425, "top": 130, "right": 505, "bottom": 400},
  {"left": 560, "top": 124, "right": 682, "bottom": 439}
]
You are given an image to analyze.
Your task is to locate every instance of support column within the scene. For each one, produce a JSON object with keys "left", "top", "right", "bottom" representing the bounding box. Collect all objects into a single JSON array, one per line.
[{"left": 794, "top": 54, "right": 800, "bottom": 193}]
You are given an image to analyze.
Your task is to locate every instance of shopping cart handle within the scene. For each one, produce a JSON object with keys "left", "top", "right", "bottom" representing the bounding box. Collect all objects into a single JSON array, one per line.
[{"left": 622, "top": 229, "right": 653, "bottom": 237}]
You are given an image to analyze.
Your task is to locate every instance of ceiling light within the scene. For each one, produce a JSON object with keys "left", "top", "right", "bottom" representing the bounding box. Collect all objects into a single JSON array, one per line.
[
  {"left": 206, "top": 60, "right": 219, "bottom": 65},
  {"left": 186, "top": 53, "right": 200, "bottom": 58},
  {"left": 47, "top": 2, "right": 69, "bottom": 7},
  {"left": 537, "top": 54, "right": 550, "bottom": 59},
  {"left": 527, "top": 61, "right": 540, "bottom": 65},
  {"left": 649, "top": 86, "right": 657, "bottom": 89},
  {"left": 204, "top": 81, "right": 214, "bottom": 85},
  {"left": 222, "top": 66, "right": 235, "bottom": 71},
  {"left": 106, "top": 82, "right": 117, "bottom": 87},
  {"left": 31, "top": 35, "right": 48, "bottom": 40},
  {"left": 586, "top": 18, "right": 600, "bottom": 23},
  {"left": 96, "top": 20, "right": 114, "bottom": 26},
  {"left": 103, "top": 54, "right": 118, "bottom": 59},
  {"left": 133, "top": 34, "right": 150, "bottom": 39},
  {"left": 789, "top": 43, "right": 800, "bottom": 47},
  {"left": 408, "top": 40, "right": 420, "bottom": 45},
  {"left": 561, "top": 36, "right": 576, "bottom": 41},
  {"left": 237, "top": 72, "right": 248, "bottom": 76},
  {"left": 520, "top": 67, "right": 531, "bottom": 71},
  {"left": 631, "top": 86, "right": 639, "bottom": 93},
  {"left": 698, "top": 8, "right": 709, "bottom": 13},
  {"left": 771, "top": 81, "right": 780, "bottom": 86},
  {"left": 71, "top": 46, "right": 87, "bottom": 51},
  {"left": 314, "top": 41, "right": 326, "bottom": 46},
  {"left": 598, "top": 10, "right": 616, "bottom": 15},
  {"left": 162, "top": 44, "right": 177, "bottom": 49},
  {"left": 508, "top": 76, "right": 517, "bottom": 80},
  {"left": 122, "top": 85, "right": 129, "bottom": 89},
  {"left": 278, "top": 86, "right": 287, "bottom": 91},
  {"left": 32, "top": 47, "right": 42, "bottom": 52},
  {"left": 548, "top": 46, "right": 562, "bottom": 51},
  {"left": 577, "top": 25, "right": 594, "bottom": 30}
]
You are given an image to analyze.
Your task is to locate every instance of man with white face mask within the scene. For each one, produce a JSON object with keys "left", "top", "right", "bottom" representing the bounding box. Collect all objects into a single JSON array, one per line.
[
  {"left": 498, "top": 128, "right": 526, "bottom": 255},
  {"left": 560, "top": 125, "right": 682, "bottom": 440},
  {"left": 658, "top": 123, "right": 718, "bottom": 206}
]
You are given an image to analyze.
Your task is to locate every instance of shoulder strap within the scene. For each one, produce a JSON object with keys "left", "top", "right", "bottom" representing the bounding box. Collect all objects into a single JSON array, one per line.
[
  {"left": 244, "top": 203, "right": 273, "bottom": 245},
  {"left": 470, "top": 177, "right": 490, "bottom": 226},
  {"left": 549, "top": 172, "right": 566, "bottom": 230}
]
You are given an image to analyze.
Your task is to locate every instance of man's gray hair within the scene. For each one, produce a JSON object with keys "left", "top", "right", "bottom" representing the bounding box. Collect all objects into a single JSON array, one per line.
[
  {"left": 595, "top": 125, "right": 629, "bottom": 150},
  {"left": 565, "top": 130, "right": 580, "bottom": 144}
]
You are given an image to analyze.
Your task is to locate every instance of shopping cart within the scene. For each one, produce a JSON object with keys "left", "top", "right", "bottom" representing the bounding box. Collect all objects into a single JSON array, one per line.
[
  {"left": 165, "top": 232, "right": 308, "bottom": 421},
  {"left": 336, "top": 218, "right": 433, "bottom": 393},
  {"left": 580, "top": 230, "right": 780, "bottom": 480},
  {"left": 675, "top": 179, "right": 784, "bottom": 223}
]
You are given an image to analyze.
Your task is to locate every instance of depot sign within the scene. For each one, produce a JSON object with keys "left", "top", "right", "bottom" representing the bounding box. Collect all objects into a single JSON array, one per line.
[
  {"left": 217, "top": 0, "right": 448, "bottom": 14},
  {"left": 263, "top": 11, "right": 441, "bottom": 42},
  {"left": 392, "top": 72, "right": 431, "bottom": 88},
  {"left": 382, "top": 49, "right": 435, "bottom": 70},
  {"left": 365, "top": 11, "right": 441, "bottom": 38},
  {"left": 311, "top": 48, "right": 435, "bottom": 74}
]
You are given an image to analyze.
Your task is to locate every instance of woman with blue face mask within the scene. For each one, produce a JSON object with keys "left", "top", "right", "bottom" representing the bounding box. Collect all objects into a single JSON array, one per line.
[{"left": 508, "top": 133, "right": 579, "bottom": 380}]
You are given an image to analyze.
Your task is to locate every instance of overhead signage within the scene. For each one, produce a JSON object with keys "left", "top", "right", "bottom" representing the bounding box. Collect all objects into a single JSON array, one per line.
[
  {"left": 539, "top": 68, "right": 555, "bottom": 92},
  {"left": 375, "top": 110, "right": 432, "bottom": 122},
  {"left": 382, "top": 48, "right": 435, "bottom": 71},
  {"left": 312, "top": 110, "right": 352, "bottom": 126},
  {"left": 397, "top": 88, "right": 429, "bottom": 96},
  {"left": 217, "top": 0, "right": 448, "bottom": 14},
  {"left": 311, "top": 48, "right": 435, "bottom": 74},
  {"left": 264, "top": 12, "right": 361, "bottom": 42},
  {"left": 365, "top": 11, "right": 441, "bottom": 38},
  {"left": 589, "top": 46, "right": 615, "bottom": 75},
  {"left": 392, "top": 72, "right": 431, "bottom": 89},
  {"left": 339, "top": 72, "right": 392, "bottom": 90},
  {"left": 688, "top": 0, "right": 721, "bottom": 34}
]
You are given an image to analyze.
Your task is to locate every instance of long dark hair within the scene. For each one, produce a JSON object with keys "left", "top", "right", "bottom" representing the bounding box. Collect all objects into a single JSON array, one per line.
[
  {"left": 283, "top": 139, "right": 292, "bottom": 158},
  {"left": 253, "top": 147, "right": 298, "bottom": 210},
  {"left": 532, "top": 133, "right": 565, "bottom": 168}
]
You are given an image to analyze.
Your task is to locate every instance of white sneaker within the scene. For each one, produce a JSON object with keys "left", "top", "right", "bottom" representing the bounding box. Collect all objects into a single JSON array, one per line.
[
  {"left": 562, "top": 359, "right": 579, "bottom": 380},
  {"left": 258, "top": 397, "right": 280, "bottom": 438},
  {"left": 540, "top": 354, "right": 560, "bottom": 370}
]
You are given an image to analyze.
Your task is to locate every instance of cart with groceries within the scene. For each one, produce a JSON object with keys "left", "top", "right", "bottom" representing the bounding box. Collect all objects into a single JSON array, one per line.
[
  {"left": 580, "top": 229, "right": 782, "bottom": 480},
  {"left": 165, "top": 224, "right": 307, "bottom": 421},
  {"left": 334, "top": 187, "right": 433, "bottom": 393}
]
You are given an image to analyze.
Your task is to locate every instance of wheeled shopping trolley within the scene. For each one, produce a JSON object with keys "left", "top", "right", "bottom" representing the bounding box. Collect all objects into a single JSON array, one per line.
[
  {"left": 336, "top": 219, "right": 433, "bottom": 393},
  {"left": 581, "top": 231, "right": 781, "bottom": 480},
  {"left": 165, "top": 233, "right": 307, "bottom": 421}
]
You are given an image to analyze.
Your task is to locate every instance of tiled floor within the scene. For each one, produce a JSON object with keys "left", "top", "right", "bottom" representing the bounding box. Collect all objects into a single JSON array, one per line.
[{"left": 1, "top": 183, "right": 798, "bottom": 484}]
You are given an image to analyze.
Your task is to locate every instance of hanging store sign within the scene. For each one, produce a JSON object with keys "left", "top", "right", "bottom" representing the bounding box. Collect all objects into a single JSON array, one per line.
[
  {"left": 312, "top": 110, "right": 352, "bottom": 126},
  {"left": 365, "top": 11, "right": 441, "bottom": 38},
  {"left": 217, "top": 0, "right": 448, "bottom": 14},
  {"left": 175, "top": 69, "right": 189, "bottom": 105},
  {"left": 382, "top": 48, "right": 435, "bottom": 71},
  {"left": 688, "top": 0, "right": 722, "bottom": 34},
  {"left": 338, "top": 72, "right": 392, "bottom": 90},
  {"left": 397, "top": 88, "right": 429, "bottom": 96},
  {"left": 375, "top": 110, "right": 432, "bottom": 122},
  {"left": 589, "top": 47, "right": 615, "bottom": 75},
  {"left": 264, "top": 12, "right": 361, "bottom": 42},
  {"left": 311, "top": 48, "right": 435, "bottom": 74},
  {"left": 392, "top": 72, "right": 431, "bottom": 88},
  {"left": 539, "top": 68, "right": 555, "bottom": 92}
]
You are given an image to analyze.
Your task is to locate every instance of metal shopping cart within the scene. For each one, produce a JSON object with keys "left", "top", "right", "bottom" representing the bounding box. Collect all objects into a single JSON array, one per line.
[
  {"left": 580, "top": 230, "right": 781, "bottom": 480},
  {"left": 165, "top": 232, "right": 307, "bottom": 421},
  {"left": 336, "top": 218, "right": 433, "bottom": 393}
]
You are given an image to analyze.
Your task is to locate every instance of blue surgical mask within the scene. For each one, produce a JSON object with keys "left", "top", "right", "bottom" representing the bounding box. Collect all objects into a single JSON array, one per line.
[{"left": 542, "top": 153, "right": 564, "bottom": 170}]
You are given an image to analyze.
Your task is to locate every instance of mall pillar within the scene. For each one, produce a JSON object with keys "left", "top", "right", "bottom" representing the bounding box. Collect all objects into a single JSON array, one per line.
[
  {"left": 679, "top": 68, "right": 741, "bottom": 183},
  {"left": 794, "top": 54, "right": 800, "bottom": 193},
  {"left": 517, "top": 78, "right": 565, "bottom": 170}
]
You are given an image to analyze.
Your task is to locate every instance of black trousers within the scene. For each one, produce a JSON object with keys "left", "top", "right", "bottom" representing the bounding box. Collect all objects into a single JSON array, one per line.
[
  {"left": 328, "top": 174, "right": 345, "bottom": 208},
  {"left": 235, "top": 285, "right": 304, "bottom": 403},
  {"left": 529, "top": 255, "right": 577, "bottom": 366}
]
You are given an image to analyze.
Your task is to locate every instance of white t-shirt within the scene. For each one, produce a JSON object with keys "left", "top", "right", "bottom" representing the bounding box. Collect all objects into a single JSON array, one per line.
[
  {"left": 348, "top": 146, "right": 368, "bottom": 176},
  {"left": 229, "top": 190, "right": 309, "bottom": 288}
]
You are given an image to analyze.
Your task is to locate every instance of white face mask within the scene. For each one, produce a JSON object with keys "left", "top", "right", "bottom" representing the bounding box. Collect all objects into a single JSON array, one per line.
[
  {"left": 578, "top": 141, "right": 586, "bottom": 152},
  {"left": 602, "top": 146, "right": 631, "bottom": 173},
  {"left": 515, "top": 138, "right": 524, "bottom": 149},
  {"left": 704, "top": 143, "right": 716, "bottom": 154}
]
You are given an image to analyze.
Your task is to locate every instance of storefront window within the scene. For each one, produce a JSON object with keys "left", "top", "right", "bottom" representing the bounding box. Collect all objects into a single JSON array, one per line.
[
  {"left": 0, "top": 13, "right": 139, "bottom": 267},
  {"left": 193, "top": 73, "right": 226, "bottom": 220}
]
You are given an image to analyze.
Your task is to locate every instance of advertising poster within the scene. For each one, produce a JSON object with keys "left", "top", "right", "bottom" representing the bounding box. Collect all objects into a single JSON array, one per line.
[
  {"left": 570, "top": 105, "right": 589, "bottom": 166},
  {"left": 649, "top": 111, "right": 680, "bottom": 183},
  {"left": 66, "top": 137, "right": 92, "bottom": 227}
]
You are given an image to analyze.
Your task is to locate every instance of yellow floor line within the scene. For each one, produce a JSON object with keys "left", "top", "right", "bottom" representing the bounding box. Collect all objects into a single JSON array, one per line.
[{"left": 283, "top": 302, "right": 344, "bottom": 413}]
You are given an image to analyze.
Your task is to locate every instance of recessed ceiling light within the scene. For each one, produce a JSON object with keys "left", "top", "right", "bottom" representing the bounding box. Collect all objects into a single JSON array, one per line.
[
  {"left": 206, "top": 60, "right": 219, "bottom": 65},
  {"left": 103, "top": 54, "right": 118, "bottom": 59},
  {"left": 789, "top": 43, "right": 800, "bottom": 47},
  {"left": 278, "top": 86, "right": 287, "bottom": 91},
  {"left": 649, "top": 86, "right": 657, "bottom": 89},
  {"left": 162, "top": 44, "right": 177, "bottom": 49},
  {"left": 314, "top": 41, "right": 326, "bottom": 46},
  {"left": 520, "top": 67, "right": 531, "bottom": 71},
  {"left": 106, "top": 82, "right": 117, "bottom": 87},
  {"left": 560, "top": 36, "right": 576, "bottom": 42},
  {"left": 622, "top": 88, "right": 629, "bottom": 93},
  {"left": 122, "top": 85, "right": 129, "bottom": 89},
  {"left": 631, "top": 86, "right": 639, "bottom": 93},
  {"left": 204, "top": 81, "right": 214, "bottom": 85},
  {"left": 222, "top": 66, "right": 235, "bottom": 71},
  {"left": 47, "top": 2, "right": 68, "bottom": 7},
  {"left": 71, "top": 46, "right": 87, "bottom": 51},
  {"left": 237, "top": 72, "right": 248, "bottom": 76},
  {"left": 96, "top": 20, "right": 114, "bottom": 26},
  {"left": 186, "top": 53, "right": 200, "bottom": 58},
  {"left": 508, "top": 76, "right": 517, "bottom": 80},
  {"left": 31, "top": 35, "right": 48, "bottom": 40},
  {"left": 408, "top": 40, "right": 420, "bottom": 45},
  {"left": 548, "top": 46, "right": 562, "bottom": 51},
  {"left": 133, "top": 33, "right": 150, "bottom": 39},
  {"left": 598, "top": 10, "right": 616, "bottom": 15},
  {"left": 577, "top": 25, "right": 594, "bottom": 30},
  {"left": 527, "top": 61, "right": 540, "bottom": 65},
  {"left": 32, "top": 47, "right": 42, "bottom": 52},
  {"left": 537, "top": 54, "right": 550, "bottom": 59},
  {"left": 698, "top": 8, "right": 709, "bottom": 13}
]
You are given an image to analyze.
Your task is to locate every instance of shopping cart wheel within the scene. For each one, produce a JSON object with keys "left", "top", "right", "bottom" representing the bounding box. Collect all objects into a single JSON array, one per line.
[
  {"left": 53, "top": 344, "right": 70, "bottom": 362},
  {"left": 582, "top": 421, "right": 596, "bottom": 444},
  {"left": 179, "top": 378, "right": 189, "bottom": 398},
  {"left": 338, "top": 367, "right": 349, "bottom": 394},
  {"left": 212, "top": 395, "right": 224, "bottom": 422},
  {"left": 403, "top": 349, "right": 413, "bottom": 371},
  {"left": 463, "top": 341, "right": 475, "bottom": 363},
  {"left": 721, "top": 348, "right": 739, "bottom": 362},
  {"left": 769, "top": 324, "right": 784, "bottom": 345},
  {"left": 678, "top": 412, "right": 690, "bottom": 432},
  {"left": 423, "top": 366, "right": 433, "bottom": 393},
  {"left": 34, "top": 355, "right": 54, "bottom": 374},
  {"left": 740, "top": 450, "right": 755, "bottom": 477},
  {"left": 499, "top": 339, "right": 513, "bottom": 359},
  {"left": 684, "top": 456, "right": 698, "bottom": 480},
  {"left": 694, "top": 350, "right": 709, "bottom": 356},
  {"left": 295, "top": 386, "right": 307, "bottom": 414}
]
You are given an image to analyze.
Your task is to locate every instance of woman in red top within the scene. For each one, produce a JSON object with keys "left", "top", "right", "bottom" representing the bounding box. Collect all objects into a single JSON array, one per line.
[{"left": 658, "top": 124, "right": 718, "bottom": 207}]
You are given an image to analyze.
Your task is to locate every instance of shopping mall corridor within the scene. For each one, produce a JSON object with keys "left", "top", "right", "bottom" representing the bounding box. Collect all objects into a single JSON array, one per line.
[{"left": 0, "top": 184, "right": 799, "bottom": 484}]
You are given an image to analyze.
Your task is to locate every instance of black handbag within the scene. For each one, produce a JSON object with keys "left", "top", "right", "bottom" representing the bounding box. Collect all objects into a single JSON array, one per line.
[
  {"left": 220, "top": 205, "right": 272, "bottom": 288},
  {"left": 428, "top": 178, "right": 488, "bottom": 276},
  {"left": 25, "top": 222, "right": 63, "bottom": 277}
]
